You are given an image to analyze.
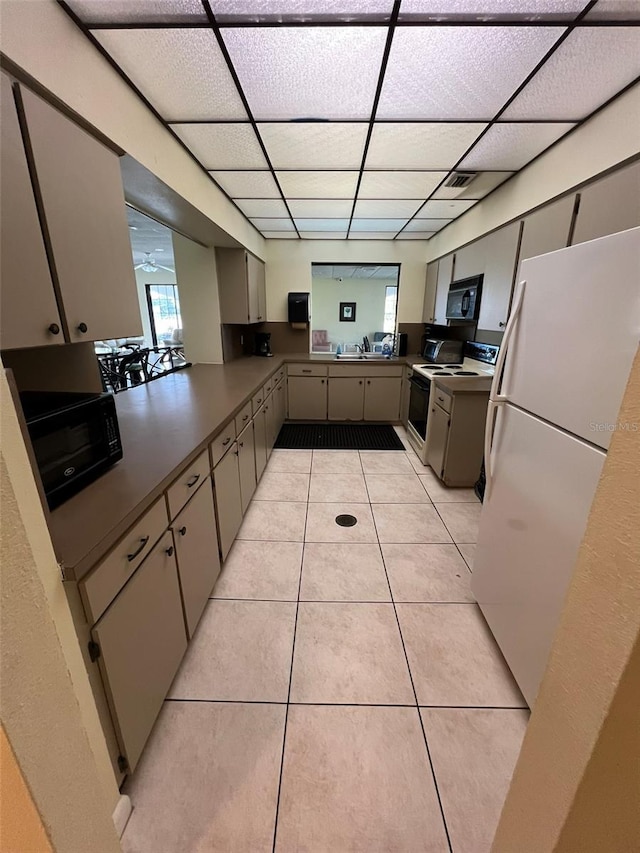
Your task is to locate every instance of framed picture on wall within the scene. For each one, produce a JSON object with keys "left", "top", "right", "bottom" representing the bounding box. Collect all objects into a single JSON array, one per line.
[{"left": 339, "top": 302, "right": 356, "bottom": 322}]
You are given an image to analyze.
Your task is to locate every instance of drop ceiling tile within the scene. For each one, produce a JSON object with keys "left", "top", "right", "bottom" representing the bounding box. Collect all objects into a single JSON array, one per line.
[
  {"left": 350, "top": 218, "right": 408, "bottom": 231},
  {"left": 262, "top": 232, "right": 299, "bottom": 239},
  {"left": 347, "top": 232, "right": 399, "bottom": 239},
  {"left": 172, "top": 124, "right": 267, "bottom": 169},
  {"left": 377, "top": 26, "right": 564, "bottom": 120},
  {"left": 221, "top": 28, "right": 386, "bottom": 120},
  {"left": 419, "top": 199, "right": 477, "bottom": 217},
  {"left": 276, "top": 171, "right": 360, "bottom": 198},
  {"left": 294, "top": 218, "right": 351, "bottom": 231},
  {"left": 398, "top": 1, "right": 585, "bottom": 21},
  {"left": 234, "top": 199, "right": 289, "bottom": 217},
  {"left": 585, "top": 0, "right": 640, "bottom": 20},
  {"left": 403, "top": 218, "right": 452, "bottom": 231},
  {"left": 94, "top": 30, "right": 246, "bottom": 121},
  {"left": 260, "top": 124, "right": 368, "bottom": 169},
  {"left": 502, "top": 27, "right": 640, "bottom": 121},
  {"left": 359, "top": 171, "right": 447, "bottom": 198},
  {"left": 366, "top": 124, "right": 487, "bottom": 170},
  {"left": 68, "top": 0, "right": 206, "bottom": 23},
  {"left": 209, "top": 171, "right": 280, "bottom": 198},
  {"left": 250, "top": 218, "right": 296, "bottom": 231},
  {"left": 433, "top": 171, "right": 514, "bottom": 199},
  {"left": 288, "top": 200, "right": 354, "bottom": 218},
  {"left": 211, "top": 1, "right": 394, "bottom": 22},
  {"left": 354, "top": 199, "right": 425, "bottom": 218},
  {"left": 459, "top": 122, "right": 575, "bottom": 170},
  {"left": 396, "top": 232, "right": 437, "bottom": 239},
  {"left": 300, "top": 232, "right": 349, "bottom": 239}
]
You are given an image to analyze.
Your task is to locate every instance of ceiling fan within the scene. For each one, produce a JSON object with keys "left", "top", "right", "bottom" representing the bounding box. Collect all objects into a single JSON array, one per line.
[{"left": 134, "top": 252, "right": 174, "bottom": 273}]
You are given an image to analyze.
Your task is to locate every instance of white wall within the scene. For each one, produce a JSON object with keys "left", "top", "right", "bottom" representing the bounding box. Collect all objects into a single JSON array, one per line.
[
  {"left": 0, "top": 0, "right": 265, "bottom": 259},
  {"left": 312, "top": 277, "right": 394, "bottom": 348},
  {"left": 172, "top": 234, "right": 223, "bottom": 364},
  {"left": 427, "top": 82, "right": 640, "bottom": 261},
  {"left": 266, "top": 240, "right": 427, "bottom": 324}
]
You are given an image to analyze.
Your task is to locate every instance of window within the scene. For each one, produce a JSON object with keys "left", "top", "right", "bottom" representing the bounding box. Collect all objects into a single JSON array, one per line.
[
  {"left": 145, "top": 284, "right": 182, "bottom": 346},
  {"left": 383, "top": 285, "right": 397, "bottom": 334}
]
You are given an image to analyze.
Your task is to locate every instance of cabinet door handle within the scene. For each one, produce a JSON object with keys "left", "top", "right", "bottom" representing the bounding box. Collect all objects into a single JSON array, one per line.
[
  {"left": 178, "top": 526, "right": 187, "bottom": 536},
  {"left": 359, "top": 380, "right": 363, "bottom": 385},
  {"left": 127, "top": 536, "right": 149, "bottom": 562},
  {"left": 257, "top": 397, "right": 262, "bottom": 404},
  {"left": 222, "top": 437, "right": 231, "bottom": 446},
  {"left": 186, "top": 474, "right": 200, "bottom": 488},
  {"left": 239, "top": 441, "right": 244, "bottom": 448},
  {"left": 48, "top": 323, "right": 60, "bottom": 335},
  {"left": 165, "top": 546, "right": 174, "bottom": 557},
  {"left": 77, "top": 322, "right": 88, "bottom": 333},
  {"left": 499, "top": 321, "right": 506, "bottom": 328},
  {"left": 242, "top": 414, "right": 249, "bottom": 421},
  {"left": 302, "top": 369, "right": 311, "bottom": 373},
  {"left": 367, "top": 380, "right": 371, "bottom": 385}
]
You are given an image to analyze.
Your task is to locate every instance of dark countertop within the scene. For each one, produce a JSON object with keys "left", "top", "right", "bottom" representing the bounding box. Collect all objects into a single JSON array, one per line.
[
  {"left": 434, "top": 375, "right": 493, "bottom": 393},
  {"left": 51, "top": 353, "right": 417, "bottom": 580}
]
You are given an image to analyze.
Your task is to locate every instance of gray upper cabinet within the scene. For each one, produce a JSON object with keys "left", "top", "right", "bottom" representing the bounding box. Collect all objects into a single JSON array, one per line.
[
  {"left": 217, "top": 248, "right": 266, "bottom": 324},
  {"left": 432, "top": 255, "right": 453, "bottom": 324},
  {"left": 518, "top": 194, "right": 575, "bottom": 268},
  {"left": 422, "top": 261, "right": 439, "bottom": 323},
  {"left": 476, "top": 222, "right": 521, "bottom": 332},
  {"left": 572, "top": 161, "right": 640, "bottom": 245},
  {"left": 0, "top": 75, "right": 63, "bottom": 350},
  {"left": 18, "top": 85, "right": 142, "bottom": 344}
]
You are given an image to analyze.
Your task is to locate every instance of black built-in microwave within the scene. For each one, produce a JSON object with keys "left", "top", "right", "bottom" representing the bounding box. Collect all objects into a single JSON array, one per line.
[
  {"left": 20, "top": 391, "right": 123, "bottom": 509},
  {"left": 446, "top": 274, "right": 483, "bottom": 321}
]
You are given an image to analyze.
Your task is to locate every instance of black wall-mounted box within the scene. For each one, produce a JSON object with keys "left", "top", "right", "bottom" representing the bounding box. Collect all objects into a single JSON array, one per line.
[{"left": 288, "top": 292, "right": 310, "bottom": 324}]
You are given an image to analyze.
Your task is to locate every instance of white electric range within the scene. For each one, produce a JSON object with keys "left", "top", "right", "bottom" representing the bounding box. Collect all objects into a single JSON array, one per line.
[{"left": 407, "top": 342, "right": 499, "bottom": 462}]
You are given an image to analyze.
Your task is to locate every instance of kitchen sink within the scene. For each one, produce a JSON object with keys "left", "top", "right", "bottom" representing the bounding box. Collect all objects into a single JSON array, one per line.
[{"left": 335, "top": 352, "right": 396, "bottom": 360}]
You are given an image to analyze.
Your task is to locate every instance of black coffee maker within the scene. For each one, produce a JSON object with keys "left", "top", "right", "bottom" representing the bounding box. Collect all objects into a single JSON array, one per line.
[{"left": 254, "top": 332, "right": 273, "bottom": 357}]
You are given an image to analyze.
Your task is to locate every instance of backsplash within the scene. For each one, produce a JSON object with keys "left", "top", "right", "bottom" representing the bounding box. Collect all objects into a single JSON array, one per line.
[{"left": 222, "top": 322, "right": 311, "bottom": 361}]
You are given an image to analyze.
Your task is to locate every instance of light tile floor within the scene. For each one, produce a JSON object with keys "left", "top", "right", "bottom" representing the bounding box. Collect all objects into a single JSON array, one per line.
[{"left": 122, "top": 432, "right": 528, "bottom": 853}]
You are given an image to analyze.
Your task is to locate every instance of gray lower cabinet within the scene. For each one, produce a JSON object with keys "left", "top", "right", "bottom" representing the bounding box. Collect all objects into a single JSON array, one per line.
[
  {"left": 253, "top": 406, "right": 268, "bottom": 480},
  {"left": 288, "top": 376, "right": 327, "bottom": 420},
  {"left": 237, "top": 423, "right": 257, "bottom": 513},
  {"left": 213, "top": 444, "right": 243, "bottom": 559},
  {"left": 426, "top": 404, "right": 450, "bottom": 480},
  {"left": 328, "top": 377, "right": 364, "bottom": 421},
  {"left": 91, "top": 531, "right": 187, "bottom": 774},
  {"left": 274, "top": 380, "right": 287, "bottom": 433},
  {"left": 172, "top": 478, "right": 220, "bottom": 638},
  {"left": 263, "top": 396, "right": 277, "bottom": 458},
  {"left": 363, "top": 377, "right": 402, "bottom": 421}
]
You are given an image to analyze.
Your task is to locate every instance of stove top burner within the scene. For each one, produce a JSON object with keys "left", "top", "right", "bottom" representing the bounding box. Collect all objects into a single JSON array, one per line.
[
  {"left": 433, "top": 370, "right": 453, "bottom": 375},
  {"left": 444, "top": 364, "right": 463, "bottom": 369},
  {"left": 455, "top": 371, "right": 480, "bottom": 375}
]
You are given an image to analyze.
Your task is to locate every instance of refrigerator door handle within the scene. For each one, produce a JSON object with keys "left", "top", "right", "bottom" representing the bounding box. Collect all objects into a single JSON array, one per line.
[
  {"left": 490, "top": 278, "right": 527, "bottom": 403},
  {"left": 484, "top": 399, "right": 503, "bottom": 499}
]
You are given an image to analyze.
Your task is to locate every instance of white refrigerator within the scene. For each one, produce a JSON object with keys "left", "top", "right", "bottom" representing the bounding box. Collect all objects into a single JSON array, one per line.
[{"left": 471, "top": 227, "right": 640, "bottom": 708}]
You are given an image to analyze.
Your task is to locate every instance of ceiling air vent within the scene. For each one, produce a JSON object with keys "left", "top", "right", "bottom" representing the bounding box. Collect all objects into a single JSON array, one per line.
[{"left": 444, "top": 171, "right": 477, "bottom": 188}]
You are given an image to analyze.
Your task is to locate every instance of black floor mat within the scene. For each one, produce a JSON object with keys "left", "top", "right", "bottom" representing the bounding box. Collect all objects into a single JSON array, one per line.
[{"left": 274, "top": 423, "right": 405, "bottom": 451}]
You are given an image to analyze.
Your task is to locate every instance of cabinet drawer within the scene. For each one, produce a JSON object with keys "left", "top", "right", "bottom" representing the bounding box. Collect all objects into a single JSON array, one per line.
[
  {"left": 288, "top": 364, "right": 328, "bottom": 377},
  {"left": 235, "top": 400, "right": 253, "bottom": 435},
  {"left": 166, "top": 449, "right": 210, "bottom": 520},
  {"left": 79, "top": 498, "right": 168, "bottom": 625},
  {"left": 433, "top": 388, "right": 452, "bottom": 413},
  {"left": 263, "top": 376, "right": 273, "bottom": 396},
  {"left": 275, "top": 367, "right": 285, "bottom": 384},
  {"left": 328, "top": 364, "right": 403, "bottom": 378},
  {"left": 210, "top": 421, "right": 237, "bottom": 467},
  {"left": 252, "top": 387, "right": 265, "bottom": 414}
]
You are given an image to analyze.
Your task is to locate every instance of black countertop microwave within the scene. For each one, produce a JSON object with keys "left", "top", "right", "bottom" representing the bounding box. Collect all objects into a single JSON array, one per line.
[
  {"left": 20, "top": 391, "right": 123, "bottom": 510},
  {"left": 446, "top": 274, "right": 483, "bottom": 321}
]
